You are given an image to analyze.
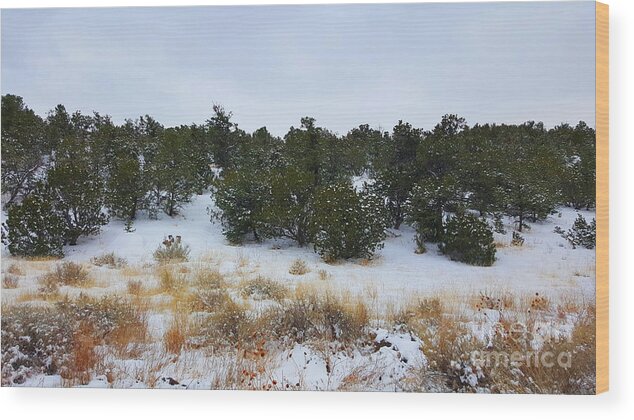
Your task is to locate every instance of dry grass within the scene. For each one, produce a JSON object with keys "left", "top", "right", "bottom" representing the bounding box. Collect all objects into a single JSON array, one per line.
[
  {"left": 127, "top": 280, "right": 143, "bottom": 296},
  {"left": 91, "top": 252, "right": 127, "bottom": 269},
  {"left": 317, "top": 269, "right": 331, "bottom": 281},
  {"left": 164, "top": 315, "right": 188, "bottom": 354},
  {"left": 7, "top": 263, "right": 24, "bottom": 276},
  {"left": 40, "top": 262, "right": 92, "bottom": 288},
  {"left": 157, "top": 266, "right": 188, "bottom": 294},
  {"left": 2, "top": 273, "right": 19, "bottom": 289},
  {"left": 288, "top": 258, "right": 310, "bottom": 275},
  {"left": 239, "top": 276, "right": 288, "bottom": 302}
]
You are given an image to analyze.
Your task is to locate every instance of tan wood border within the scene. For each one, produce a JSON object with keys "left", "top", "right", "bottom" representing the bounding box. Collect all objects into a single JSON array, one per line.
[{"left": 596, "top": 1, "right": 609, "bottom": 395}]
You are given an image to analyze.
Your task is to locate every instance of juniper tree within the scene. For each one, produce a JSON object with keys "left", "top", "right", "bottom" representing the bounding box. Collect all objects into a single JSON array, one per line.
[
  {"left": 407, "top": 174, "right": 464, "bottom": 248},
  {"left": 211, "top": 169, "right": 271, "bottom": 244},
  {"left": 309, "top": 183, "right": 388, "bottom": 262},
  {"left": 47, "top": 137, "right": 109, "bottom": 245},
  {"left": 1, "top": 95, "right": 47, "bottom": 206},
  {"left": 439, "top": 213, "right": 496, "bottom": 266},
  {"left": 372, "top": 120, "right": 422, "bottom": 229},
  {"left": 2, "top": 183, "right": 66, "bottom": 257},
  {"left": 261, "top": 166, "right": 315, "bottom": 246},
  {"left": 146, "top": 127, "right": 197, "bottom": 217}
]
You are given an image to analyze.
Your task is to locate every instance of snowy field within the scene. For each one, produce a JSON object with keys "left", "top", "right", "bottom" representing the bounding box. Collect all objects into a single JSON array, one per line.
[{"left": 1, "top": 192, "right": 596, "bottom": 392}]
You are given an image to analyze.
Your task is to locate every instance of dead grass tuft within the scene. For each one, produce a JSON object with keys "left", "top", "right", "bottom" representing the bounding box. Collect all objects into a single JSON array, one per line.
[
  {"left": 2, "top": 273, "right": 20, "bottom": 289},
  {"left": 91, "top": 252, "right": 127, "bottom": 269},
  {"left": 288, "top": 258, "right": 310, "bottom": 275}
]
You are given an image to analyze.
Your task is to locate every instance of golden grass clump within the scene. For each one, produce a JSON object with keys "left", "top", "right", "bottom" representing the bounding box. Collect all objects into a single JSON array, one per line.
[
  {"left": 7, "top": 263, "right": 24, "bottom": 276},
  {"left": 91, "top": 252, "right": 127, "bottom": 269},
  {"left": 239, "top": 276, "right": 288, "bottom": 302},
  {"left": 157, "top": 267, "right": 188, "bottom": 294},
  {"left": 2, "top": 273, "right": 19, "bottom": 289},
  {"left": 40, "top": 261, "right": 91, "bottom": 288},
  {"left": 288, "top": 258, "right": 310, "bottom": 275}
]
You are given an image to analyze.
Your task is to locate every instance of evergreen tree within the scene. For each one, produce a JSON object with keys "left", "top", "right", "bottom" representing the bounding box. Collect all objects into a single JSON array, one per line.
[
  {"left": 407, "top": 174, "right": 464, "bottom": 247},
  {"left": 1, "top": 95, "right": 47, "bottom": 206},
  {"left": 261, "top": 166, "right": 314, "bottom": 246},
  {"left": 211, "top": 169, "right": 271, "bottom": 244},
  {"left": 106, "top": 150, "right": 144, "bottom": 222},
  {"left": 47, "top": 137, "right": 109, "bottom": 245},
  {"left": 309, "top": 184, "right": 388, "bottom": 262},
  {"left": 439, "top": 213, "right": 496, "bottom": 266},
  {"left": 2, "top": 183, "right": 66, "bottom": 257},
  {"left": 372, "top": 120, "right": 422, "bottom": 229},
  {"left": 146, "top": 127, "right": 197, "bottom": 217}
]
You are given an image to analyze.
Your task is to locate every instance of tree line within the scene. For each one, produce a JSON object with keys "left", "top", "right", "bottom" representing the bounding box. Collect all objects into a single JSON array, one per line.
[{"left": 1, "top": 94, "right": 595, "bottom": 264}]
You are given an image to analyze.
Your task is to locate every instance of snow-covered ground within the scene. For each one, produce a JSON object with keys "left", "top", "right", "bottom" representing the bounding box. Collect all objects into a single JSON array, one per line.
[
  {"left": 31, "top": 192, "right": 595, "bottom": 305},
  {"left": 0, "top": 191, "right": 596, "bottom": 391}
]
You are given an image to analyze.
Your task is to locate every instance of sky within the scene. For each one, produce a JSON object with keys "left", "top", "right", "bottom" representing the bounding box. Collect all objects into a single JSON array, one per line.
[{"left": 1, "top": 2, "right": 595, "bottom": 136}]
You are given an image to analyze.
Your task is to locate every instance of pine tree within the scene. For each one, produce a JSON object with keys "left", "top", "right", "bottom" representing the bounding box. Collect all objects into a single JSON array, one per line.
[
  {"left": 47, "top": 137, "right": 109, "bottom": 245},
  {"left": 2, "top": 183, "right": 66, "bottom": 257},
  {"left": 309, "top": 183, "right": 388, "bottom": 262},
  {"left": 439, "top": 213, "right": 496, "bottom": 266}
]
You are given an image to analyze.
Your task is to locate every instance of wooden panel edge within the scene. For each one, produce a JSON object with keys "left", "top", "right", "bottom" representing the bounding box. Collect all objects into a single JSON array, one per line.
[{"left": 595, "top": 0, "right": 609, "bottom": 395}]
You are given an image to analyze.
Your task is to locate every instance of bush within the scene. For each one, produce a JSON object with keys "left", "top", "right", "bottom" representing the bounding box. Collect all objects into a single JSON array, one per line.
[
  {"left": 309, "top": 184, "right": 388, "bottom": 262},
  {"left": 439, "top": 213, "right": 496, "bottom": 266},
  {"left": 557, "top": 214, "right": 596, "bottom": 249},
  {"left": 40, "top": 262, "right": 91, "bottom": 287},
  {"left": 288, "top": 259, "right": 309, "bottom": 275},
  {"left": 2, "top": 273, "right": 19, "bottom": 289},
  {"left": 153, "top": 235, "right": 190, "bottom": 263},
  {"left": 91, "top": 252, "right": 127, "bottom": 269},
  {"left": 511, "top": 231, "right": 525, "bottom": 247},
  {"left": 2, "top": 186, "right": 66, "bottom": 258},
  {"left": 1, "top": 306, "right": 75, "bottom": 385},
  {"left": 240, "top": 276, "right": 288, "bottom": 302}
]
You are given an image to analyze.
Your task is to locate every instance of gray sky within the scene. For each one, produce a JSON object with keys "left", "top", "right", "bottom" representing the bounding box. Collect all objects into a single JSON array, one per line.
[{"left": 1, "top": 2, "right": 595, "bottom": 136}]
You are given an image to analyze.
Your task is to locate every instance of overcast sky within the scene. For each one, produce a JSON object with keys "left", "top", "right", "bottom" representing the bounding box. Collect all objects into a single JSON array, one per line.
[{"left": 1, "top": 2, "right": 595, "bottom": 136}]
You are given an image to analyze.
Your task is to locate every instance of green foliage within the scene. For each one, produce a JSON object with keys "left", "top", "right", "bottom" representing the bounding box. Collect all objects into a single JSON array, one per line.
[
  {"left": 309, "top": 184, "right": 388, "bottom": 262},
  {"left": 439, "top": 213, "right": 496, "bottom": 266},
  {"left": 407, "top": 175, "right": 464, "bottom": 246},
  {"left": 557, "top": 214, "right": 596, "bottom": 249},
  {"left": 372, "top": 120, "right": 422, "bottom": 229},
  {"left": 145, "top": 128, "right": 197, "bottom": 217},
  {"left": 1, "top": 94, "right": 47, "bottom": 206},
  {"left": 47, "top": 137, "right": 108, "bottom": 245},
  {"left": 2, "top": 184, "right": 66, "bottom": 257},
  {"left": 211, "top": 169, "right": 270, "bottom": 244},
  {"left": 261, "top": 166, "right": 315, "bottom": 246},
  {"left": 106, "top": 151, "right": 144, "bottom": 221}
]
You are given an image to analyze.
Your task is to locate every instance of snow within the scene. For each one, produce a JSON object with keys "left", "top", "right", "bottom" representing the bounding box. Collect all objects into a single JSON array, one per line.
[{"left": 40, "top": 193, "right": 595, "bottom": 307}]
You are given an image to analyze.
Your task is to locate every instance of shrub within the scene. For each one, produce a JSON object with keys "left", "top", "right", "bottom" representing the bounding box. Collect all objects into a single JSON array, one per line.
[
  {"left": 2, "top": 273, "right": 19, "bottom": 289},
  {"left": 439, "top": 213, "right": 496, "bottom": 266},
  {"left": 40, "top": 261, "right": 91, "bottom": 287},
  {"left": 189, "top": 270, "right": 229, "bottom": 312},
  {"left": 91, "top": 252, "right": 127, "bottom": 269},
  {"left": 2, "top": 185, "right": 66, "bottom": 258},
  {"left": 557, "top": 214, "right": 596, "bottom": 249},
  {"left": 288, "top": 258, "right": 309, "bottom": 275},
  {"left": 511, "top": 231, "right": 525, "bottom": 247},
  {"left": 153, "top": 236, "right": 190, "bottom": 263},
  {"left": 240, "top": 276, "right": 288, "bottom": 302},
  {"left": 1, "top": 306, "right": 75, "bottom": 385},
  {"left": 309, "top": 184, "right": 388, "bottom": 262},
  {"left": 7, "top": 264, "right": 24, "bottom": 276}
]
